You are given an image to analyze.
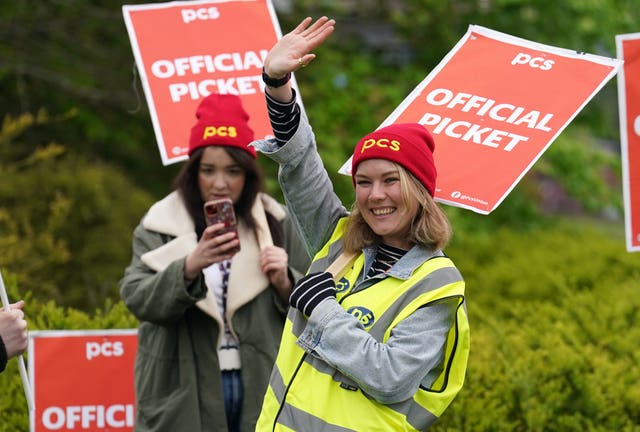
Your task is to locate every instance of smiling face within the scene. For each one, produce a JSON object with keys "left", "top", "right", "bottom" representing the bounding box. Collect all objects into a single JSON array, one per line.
[
  {"left": 353, "top": 159, "right": 418, "bottom": 249},
  {"left": 198, "top": 146, "right": 246, "bottom": 205}
]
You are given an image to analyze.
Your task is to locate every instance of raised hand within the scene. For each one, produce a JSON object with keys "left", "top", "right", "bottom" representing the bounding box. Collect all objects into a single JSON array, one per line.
[{"left": 263, "top": 16, "right": 335, "bottom": 79}]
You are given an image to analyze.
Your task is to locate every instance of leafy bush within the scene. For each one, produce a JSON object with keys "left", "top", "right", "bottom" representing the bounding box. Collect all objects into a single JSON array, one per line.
[
  {"left": 434, "top": 219, "right": 640, "bottom": 431},
  {"left": 0, "top": 112, "right": 154, "bottom": 310},
  {"left": 2, "top": 219, "right": 639, "bottom": 431}
]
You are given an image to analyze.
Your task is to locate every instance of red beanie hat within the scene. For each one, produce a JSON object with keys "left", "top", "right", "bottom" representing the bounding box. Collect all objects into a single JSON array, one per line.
[
  {"left": 188, "top": 93, "right": 256, "bottom": 158},
  {"left": 351, "top": 123, "right": 437, "bottom": 197}
]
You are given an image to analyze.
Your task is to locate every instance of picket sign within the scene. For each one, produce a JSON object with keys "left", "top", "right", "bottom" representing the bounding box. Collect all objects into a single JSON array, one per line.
[
  {"left": 616, "top": 32, "right": 640, "bottom": 252},
  {"left": 28, "top": 329, "right": 138, "bottom": 432},
  {"left": 122, "top": 0, "right": 302, "bottom": 165},
  {"left": 339, "top": 25, "right": 622, "bottom": 214}
]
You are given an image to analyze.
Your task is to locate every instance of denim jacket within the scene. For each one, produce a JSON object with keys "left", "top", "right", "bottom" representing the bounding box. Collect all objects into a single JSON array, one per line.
[{"left": 253, "top": 112, "right": 458, "bottom": 404}]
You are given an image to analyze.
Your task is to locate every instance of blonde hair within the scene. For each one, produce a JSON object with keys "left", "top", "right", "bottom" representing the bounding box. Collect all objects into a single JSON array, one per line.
[{"left": 342, "top": 163, "right": 451, "bottom": 253}]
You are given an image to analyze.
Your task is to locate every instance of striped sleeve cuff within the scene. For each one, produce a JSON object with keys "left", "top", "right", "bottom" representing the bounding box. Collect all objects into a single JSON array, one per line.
[{"left": 266, "top": 89, "right": 301, "bottom": 147}]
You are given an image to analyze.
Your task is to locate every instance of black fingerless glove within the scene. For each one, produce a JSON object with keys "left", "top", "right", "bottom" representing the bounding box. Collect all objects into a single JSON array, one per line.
[{"left": 289, "top": 271, "right": 336, "bottom": 317}]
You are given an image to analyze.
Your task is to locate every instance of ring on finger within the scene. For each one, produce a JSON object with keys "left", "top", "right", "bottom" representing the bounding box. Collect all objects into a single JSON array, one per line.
[{"left": 298, "top": 57, "right": 307, "bottom": 68}]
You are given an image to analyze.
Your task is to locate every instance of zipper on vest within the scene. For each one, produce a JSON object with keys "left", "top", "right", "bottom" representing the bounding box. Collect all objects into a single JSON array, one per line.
[{"left": 272, "top": 352, "right": 309, "bottom": 431}]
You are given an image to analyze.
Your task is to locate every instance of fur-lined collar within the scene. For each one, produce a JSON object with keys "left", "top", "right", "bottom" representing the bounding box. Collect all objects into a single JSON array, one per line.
[{"left": 140, "top": 191, "right": 286, "bottom": 331}]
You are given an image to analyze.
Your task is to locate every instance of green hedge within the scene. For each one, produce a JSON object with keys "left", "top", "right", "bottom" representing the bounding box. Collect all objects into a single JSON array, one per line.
[
  {"left": 436, "top": 219, "right": 640, "bottom": 431},
  {"left": 1, "top": 220, "right": 639, "bottom": 431}
]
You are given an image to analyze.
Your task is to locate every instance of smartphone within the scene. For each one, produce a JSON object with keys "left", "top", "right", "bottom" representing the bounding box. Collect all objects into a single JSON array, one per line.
[{"left": 203, "top": 197, "right": 240, "bottom": 253}]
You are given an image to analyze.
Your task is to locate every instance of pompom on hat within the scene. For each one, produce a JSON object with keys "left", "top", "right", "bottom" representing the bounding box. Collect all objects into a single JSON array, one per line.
[
  {"left": 351, "top": 123, "right": 437, "bottom": 197},
  {"left": 188, "top": 93, "right": 257, "bottom": 158}
]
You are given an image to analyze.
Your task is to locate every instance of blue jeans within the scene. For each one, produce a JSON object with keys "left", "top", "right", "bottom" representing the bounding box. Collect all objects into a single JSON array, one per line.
[{"left": 222, "top": 370, "right": 243, "bottom": 432}]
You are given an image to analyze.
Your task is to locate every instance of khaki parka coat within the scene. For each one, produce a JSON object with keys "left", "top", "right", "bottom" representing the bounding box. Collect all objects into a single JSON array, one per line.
[{"left": 120, "top": 191, "right": 309, "bottom": 432}]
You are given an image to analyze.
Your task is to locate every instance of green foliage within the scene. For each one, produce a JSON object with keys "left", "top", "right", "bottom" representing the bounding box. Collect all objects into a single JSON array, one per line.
[
  {"left": 393, "top": 0, "right": 638, "bottom": 59},
  {"left": 0, "top": 3, "right": 639, "bottom": 430},
  {"left": 1, "top": 1, "right": 636, "bottom": 209},
  {"left": 435, "top": 219, "right": 640, "bottom": 431},
  {"left": 2, "top": 220, "right": 640, "bottom": 431},
  {"left": 535, "top": 128, "right": 622, "bottom": 213},
  {"left": 0, "top": 113, "right": 154, "bottom": 310},
  {"left": 0, "top": 0, "right": 175, "bottom": 196}
]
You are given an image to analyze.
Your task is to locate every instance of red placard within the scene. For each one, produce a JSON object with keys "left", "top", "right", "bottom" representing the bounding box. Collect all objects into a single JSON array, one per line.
[
  {"left": 616, "top": 33, "right": 640, "bottom": 252},
  {"left": 28, "top": 330, "right": 138, "bottom": 432},
  {"left": 339, "top": 25, "right": 621, "bottom": 214},
  {"left": 123, "top": 0, "right": 293, "bottom": 165}
]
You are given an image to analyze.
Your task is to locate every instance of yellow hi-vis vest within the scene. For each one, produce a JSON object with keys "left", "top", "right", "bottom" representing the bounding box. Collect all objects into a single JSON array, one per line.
[{"left": 256, "top": 218, "right": 470, "bottom": 432}]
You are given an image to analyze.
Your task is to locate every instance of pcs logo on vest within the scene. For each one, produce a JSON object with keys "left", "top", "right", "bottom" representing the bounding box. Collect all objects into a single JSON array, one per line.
[
  {"left": 347, "top": 306, "right": 375, "bottom": 329},
  {"left": 335, "top": 277, "right": 350, "bottom": 293}
]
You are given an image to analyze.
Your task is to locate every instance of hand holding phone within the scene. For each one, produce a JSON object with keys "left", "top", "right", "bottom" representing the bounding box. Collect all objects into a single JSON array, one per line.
[{"left": 203, "top": 198, "right": 240, "bottom": 253}]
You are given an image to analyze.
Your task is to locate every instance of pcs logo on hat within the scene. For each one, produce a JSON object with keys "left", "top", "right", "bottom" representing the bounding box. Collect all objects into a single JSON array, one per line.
[
  {"left": 202, "top": 126, "right": 238, "bottom": 140},
  {"left": 351, "top": 123, "right": 437, "bottom": 197},
  {"left": 359, "top": 138, "right": 401, "bottom": 154},
  {"left": 188, "top": 93, "right": 257, "bottom": 158}
]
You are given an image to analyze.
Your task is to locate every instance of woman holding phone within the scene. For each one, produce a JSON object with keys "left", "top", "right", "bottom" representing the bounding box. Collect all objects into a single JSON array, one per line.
[{"left": 119, "top": 93, "right": 310, "bottom": 432}]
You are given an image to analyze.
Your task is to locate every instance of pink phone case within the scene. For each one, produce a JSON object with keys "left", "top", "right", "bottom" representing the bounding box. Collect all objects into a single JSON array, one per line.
[{"left": 203, "top": 198, "right": 240, "bottom": 252}]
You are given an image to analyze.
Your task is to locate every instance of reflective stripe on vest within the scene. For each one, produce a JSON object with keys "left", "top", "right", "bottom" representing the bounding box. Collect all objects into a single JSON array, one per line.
[{"left": 256, "top": 218, "right": 470, "bottom": 432}]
